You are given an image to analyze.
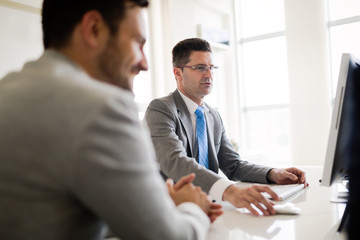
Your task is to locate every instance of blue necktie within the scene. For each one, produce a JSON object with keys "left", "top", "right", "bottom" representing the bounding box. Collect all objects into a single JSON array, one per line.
[{"left": 195, "top": 106, "right": 209, "bottom": 169}]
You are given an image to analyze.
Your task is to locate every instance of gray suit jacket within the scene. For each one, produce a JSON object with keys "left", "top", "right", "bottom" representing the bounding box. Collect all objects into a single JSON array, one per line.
[
  {"left": 145, "top": 90, "right": 271, "bottom": 193},
  {"left": 0, "top": 51, "right": 209, "bottom": 240}
]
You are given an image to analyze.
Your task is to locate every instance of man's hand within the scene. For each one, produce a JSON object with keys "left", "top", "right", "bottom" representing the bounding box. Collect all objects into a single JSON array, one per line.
[
  {"left": 223, "top": 184, "right": 280, "bottom": 216},
  {"left": 166, "top": 174, "right": 223, "bottom": 222},
  {"left": 207, "top": 202, "right": 223, "bottom": 223},
  {"left": 267, "top": 168, "right": 309, "bottom": 187},
  {"left": 166, "top": 174, "right": 205, "bottom": 207}
]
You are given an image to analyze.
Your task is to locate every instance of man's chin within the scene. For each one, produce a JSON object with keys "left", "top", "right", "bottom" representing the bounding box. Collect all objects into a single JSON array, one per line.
[{"left": 203, "top": 87, "right": 212, "bottom": 94}]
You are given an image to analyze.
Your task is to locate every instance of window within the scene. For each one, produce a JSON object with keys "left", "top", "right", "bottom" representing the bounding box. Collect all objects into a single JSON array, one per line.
[
  {"left": 239, "top": 0, "right": 285, "bottom": 38},
  {"left": 133, "top": 10, "right": 153, "bottom": 120},
  {"left": 235, "top": 0, "right": 290, "bottom": 165},
  {"left": 328, "top": 0, "right": 360, "bottom": 98}
]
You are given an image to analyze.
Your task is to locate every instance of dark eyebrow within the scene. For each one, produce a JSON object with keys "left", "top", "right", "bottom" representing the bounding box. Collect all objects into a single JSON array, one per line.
[{"left": 194, "top": 64, "right": 214, "bottom": 66}]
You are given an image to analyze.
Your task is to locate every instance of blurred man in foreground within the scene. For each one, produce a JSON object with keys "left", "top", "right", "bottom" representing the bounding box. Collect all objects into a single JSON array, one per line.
[{"left": 0, "top": 2, "right": 221, "bottom": 240}]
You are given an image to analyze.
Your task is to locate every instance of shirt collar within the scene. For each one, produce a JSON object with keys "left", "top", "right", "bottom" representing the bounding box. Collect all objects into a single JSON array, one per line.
[{"left": 177, "top": 89, "right": 208, "bottom": 114}]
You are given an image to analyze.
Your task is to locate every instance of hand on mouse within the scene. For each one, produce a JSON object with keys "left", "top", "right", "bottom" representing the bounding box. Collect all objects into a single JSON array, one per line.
[{"left": 223, "top": 184, "right": 280, "bottom": 216}]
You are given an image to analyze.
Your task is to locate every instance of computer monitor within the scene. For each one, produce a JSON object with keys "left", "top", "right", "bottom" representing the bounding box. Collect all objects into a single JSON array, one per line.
[
  {"left": 321, "top": 53, "right": 360, "bottom": 187},
  {"left": 321, "top": 53, "right": 360, "bottom": 233},
  {"left": 347, "top": 56, "right": 360, "bottom": 240}
]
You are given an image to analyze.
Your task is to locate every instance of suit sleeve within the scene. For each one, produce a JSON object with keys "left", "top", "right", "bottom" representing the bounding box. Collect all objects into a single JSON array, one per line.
[
  {"left": 69, "top": 95, "right": 210, "bottom": 240},
  {"left": 145, "top": 98, "right": 222, "bottom": 193}
]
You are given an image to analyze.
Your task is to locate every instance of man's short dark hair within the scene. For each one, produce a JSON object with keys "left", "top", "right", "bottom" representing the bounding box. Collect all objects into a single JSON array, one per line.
[
  {"left": 172, "top": 38, "right": 212, "bottom": 68},
  {"left": 42, "top": 0, "right": 149, "bottom": 49}
]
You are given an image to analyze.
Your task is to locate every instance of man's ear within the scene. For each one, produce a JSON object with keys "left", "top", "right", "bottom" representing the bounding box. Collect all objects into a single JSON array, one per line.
[
  {"left": 80, "top": 10, "right": 109, "bottom": 49},
  {"left": 173, "top": 67, "right": 183, "bottom": 82}
]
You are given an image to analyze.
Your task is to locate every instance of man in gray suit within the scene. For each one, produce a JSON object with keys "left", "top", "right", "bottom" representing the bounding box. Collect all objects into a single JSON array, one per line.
[
  {"left": 145, "top": 38, "right": 308, "bottom": 216},
  {"left": 0, "top": 2, "right": 222, "bottom": 240}
]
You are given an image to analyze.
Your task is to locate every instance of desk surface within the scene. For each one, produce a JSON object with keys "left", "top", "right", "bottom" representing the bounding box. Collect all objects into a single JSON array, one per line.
[{"left": 207, "top": 166, "right": 347, "bottom": 240}]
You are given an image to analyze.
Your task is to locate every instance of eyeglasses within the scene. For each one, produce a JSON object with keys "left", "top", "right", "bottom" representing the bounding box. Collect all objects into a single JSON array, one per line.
[{"left": 178, "top": 64, "right": 219, "bottom": 73}]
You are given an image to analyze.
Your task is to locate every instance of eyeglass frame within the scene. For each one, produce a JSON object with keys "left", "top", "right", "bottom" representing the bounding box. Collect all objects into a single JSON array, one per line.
[{"left": 176, "top": 64, "right": 219, "bottom": 73}]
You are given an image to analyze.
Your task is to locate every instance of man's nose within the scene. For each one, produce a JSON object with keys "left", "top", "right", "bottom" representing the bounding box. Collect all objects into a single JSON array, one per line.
[
  {"left": 140, "top": 52, "right": 149, "bottom": 71},
  {"left": 204, "top": 67, "right": 213, "bottom": 78}
]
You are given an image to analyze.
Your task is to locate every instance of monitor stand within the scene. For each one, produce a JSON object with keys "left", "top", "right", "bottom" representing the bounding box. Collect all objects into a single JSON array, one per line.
[
  {"left": 338, "top": 204, "right": 349, "bottom": 232},
  {"left": 334, "top": 179, "right": 349, "bottom": 233},
  {"left": 330, "top": 179, "right": 349, "bottom": 203}
]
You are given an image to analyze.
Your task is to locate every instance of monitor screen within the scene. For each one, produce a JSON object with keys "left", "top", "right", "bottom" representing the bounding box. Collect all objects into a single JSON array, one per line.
[{"left": 321, "top": 53, "right": 360, "bottom": 187}]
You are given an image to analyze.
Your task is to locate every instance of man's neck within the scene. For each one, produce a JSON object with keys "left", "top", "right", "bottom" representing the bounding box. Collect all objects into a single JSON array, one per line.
[{"left": 177, "top": 89, "right": 204, "bottom": 106}]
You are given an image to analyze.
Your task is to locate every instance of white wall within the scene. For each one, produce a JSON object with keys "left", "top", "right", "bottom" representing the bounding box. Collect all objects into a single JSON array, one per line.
[
  {"left": 0, "top": 1, "right": 42, "bottom": 78},
  {"left": 284, "top": 0, "right": 331, "bottom": 165}
]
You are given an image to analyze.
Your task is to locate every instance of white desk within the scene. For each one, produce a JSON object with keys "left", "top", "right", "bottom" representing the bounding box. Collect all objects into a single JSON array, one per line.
[{"left": 207, "top": 166, "right": 347, "bottom": 240}]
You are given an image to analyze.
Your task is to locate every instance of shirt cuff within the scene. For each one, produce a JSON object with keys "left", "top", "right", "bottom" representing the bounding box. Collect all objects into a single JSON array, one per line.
[{"left": 208, "top": 178, "right": 235, "bottom": 202}]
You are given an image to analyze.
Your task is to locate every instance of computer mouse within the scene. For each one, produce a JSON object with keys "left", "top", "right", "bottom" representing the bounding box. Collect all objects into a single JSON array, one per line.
[{"left": 273, "top": 204, "right": 301, "bottom": 215}]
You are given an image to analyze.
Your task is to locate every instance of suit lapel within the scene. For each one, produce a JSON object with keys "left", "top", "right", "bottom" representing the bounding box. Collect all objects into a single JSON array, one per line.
[
  {"left": 204, "top": 105, "right": 219, "bottom": 173},
  {"left": 173, "top": 90, "right": 194, "bottom": 156}
]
